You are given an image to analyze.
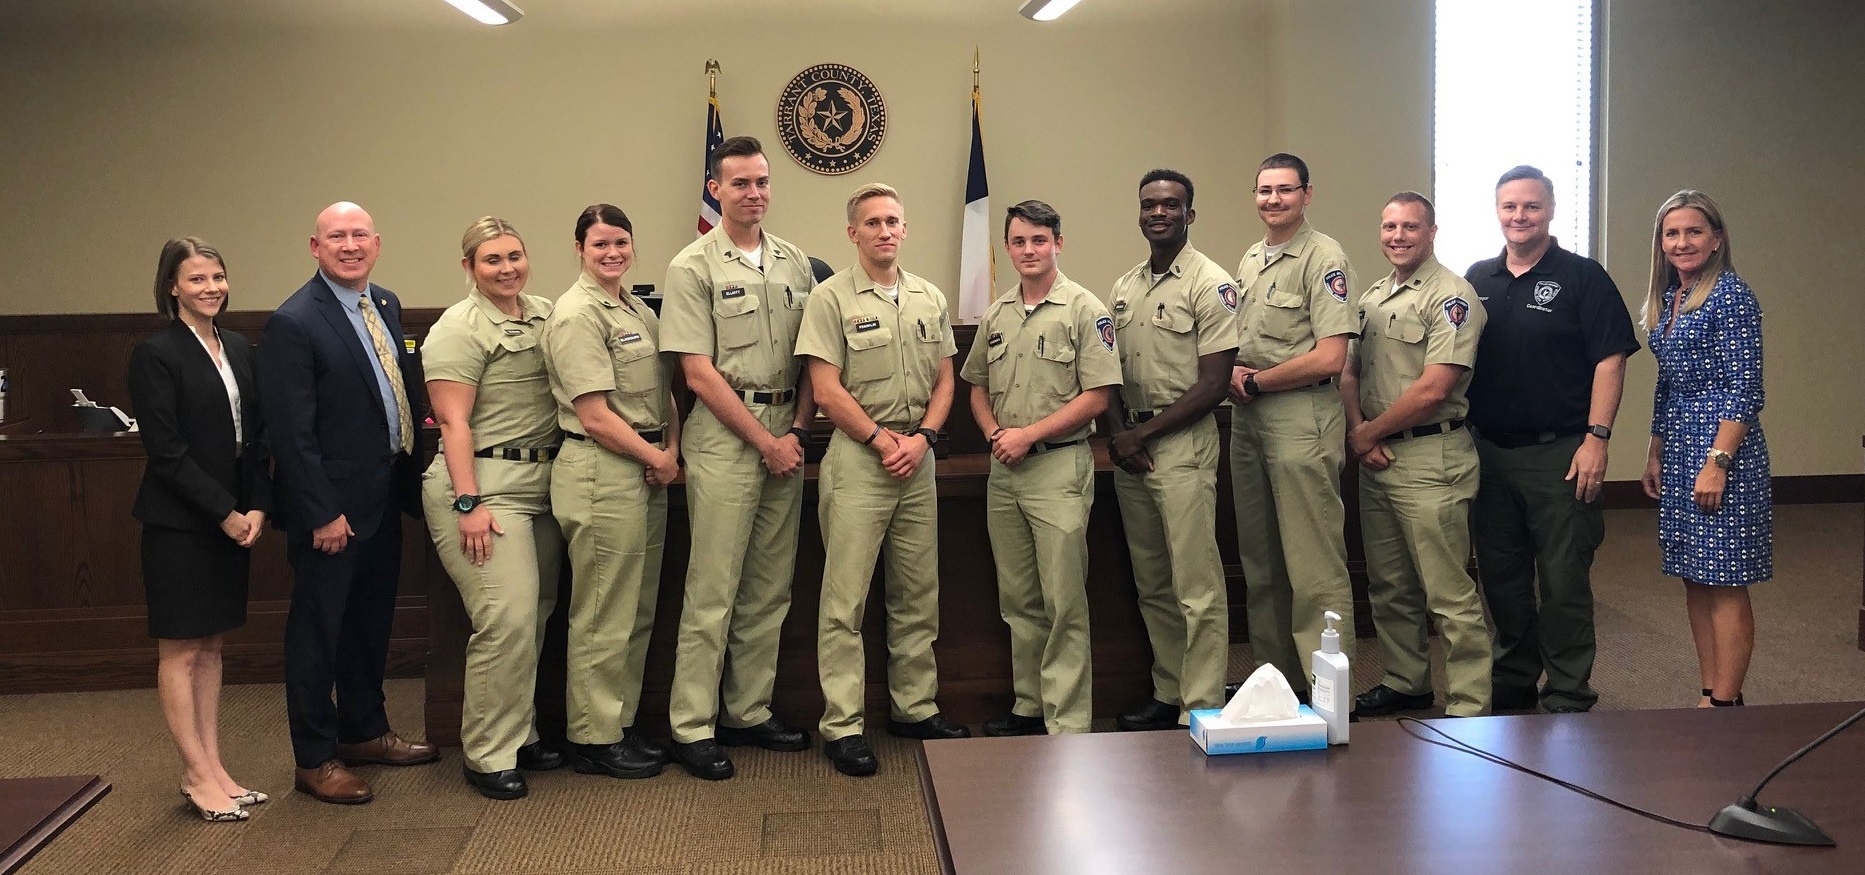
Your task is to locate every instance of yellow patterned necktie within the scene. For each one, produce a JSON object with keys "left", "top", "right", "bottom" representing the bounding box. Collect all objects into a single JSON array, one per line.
[{"left": 359, "top": 296, "right": 414, "bottom": 454}]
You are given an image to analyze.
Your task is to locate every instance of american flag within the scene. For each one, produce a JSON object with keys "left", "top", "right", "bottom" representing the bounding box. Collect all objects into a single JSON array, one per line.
[{"left": 697, "top": 91, "right": 724, "bottom": 237}]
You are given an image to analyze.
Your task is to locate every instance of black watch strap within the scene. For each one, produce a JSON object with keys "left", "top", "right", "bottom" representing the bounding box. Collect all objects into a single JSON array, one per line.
[
  {"left": 913, "top": 427, "right": 939, "bottom": 444},
  {"left": 786, "top": 426, "right": 811, "bottom": 443},
  {"left": 1587, "top": 424, "right": 1612, "bottom": 440},
  {"left": 1243, "top": 373, "right": 1262, "bottom": 397},
  {"left": 453, "top": 494, "right": 482, "bottom": 513}
]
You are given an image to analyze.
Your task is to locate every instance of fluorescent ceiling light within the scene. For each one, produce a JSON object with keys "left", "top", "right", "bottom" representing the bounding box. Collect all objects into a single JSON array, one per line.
[
  {"left": 1019, "top": 0, "right": 1083, "bottom": 22},
  {"left": 442, "top": 0, "right": 525, "bottom": 26}
]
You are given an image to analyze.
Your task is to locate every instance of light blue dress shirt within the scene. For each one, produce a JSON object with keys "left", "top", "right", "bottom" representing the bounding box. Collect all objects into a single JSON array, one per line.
[{"left": 321, "top": 272, "right": 405, "bottom": 454}]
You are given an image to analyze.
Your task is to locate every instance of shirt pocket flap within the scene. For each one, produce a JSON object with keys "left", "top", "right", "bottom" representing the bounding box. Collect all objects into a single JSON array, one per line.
[
  {"left": 714, "top": 291, "right": 762, "bottom": 320},
  {"left": 611, "top": 334, "right": 657, "bottom": 361},
  {"left": 845, "top": 325, "right": 893, "bottom": 351},
  {"left": 1388, "top": 313, "right": 1428, "bottom": 344},
  {"left": 1037, "top": 326, "right": 1077, "bottom": 364},
  {"left": 496, "top": 333, "right": 539, "bottom": 354},
  {"left": 1153, "top": 305, "right": 1195, "bottom": 334}
]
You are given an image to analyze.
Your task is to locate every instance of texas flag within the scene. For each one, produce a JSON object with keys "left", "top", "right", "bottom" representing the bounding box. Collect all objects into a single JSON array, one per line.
[{"left": 956, "top": 80, "right": 993, "bottom": 323}]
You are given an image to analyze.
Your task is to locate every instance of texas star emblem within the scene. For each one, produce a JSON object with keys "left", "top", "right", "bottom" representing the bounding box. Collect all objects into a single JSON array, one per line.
[
  {"left": 776, "top": 63, "right": 888, "bottom": 175},
  {"left": 1533, "top": 280, "right": 1561, "bottom": 306},
  {"left": 1444, "top": 297, "right": 1470, "bottom": 329}
]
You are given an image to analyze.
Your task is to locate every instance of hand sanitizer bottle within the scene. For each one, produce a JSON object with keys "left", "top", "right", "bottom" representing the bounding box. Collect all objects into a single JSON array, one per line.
[{"left": 1310, "top": 610, "right": 1350, "bottom": 745}]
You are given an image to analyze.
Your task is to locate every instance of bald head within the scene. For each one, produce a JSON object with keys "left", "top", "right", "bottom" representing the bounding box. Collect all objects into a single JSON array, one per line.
[{"left": 310, "top": 201, "right": 380, "bottom": 290}]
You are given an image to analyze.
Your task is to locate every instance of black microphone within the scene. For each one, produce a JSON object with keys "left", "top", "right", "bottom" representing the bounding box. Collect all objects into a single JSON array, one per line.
[{"left": 1707, "top": 703, "right": 1865, "bottom": 846}]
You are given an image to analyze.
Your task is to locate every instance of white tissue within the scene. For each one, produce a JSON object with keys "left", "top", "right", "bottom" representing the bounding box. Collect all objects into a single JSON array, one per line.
[{"left": 1219, "top": 663, "right": 1301, "bottom": 723}]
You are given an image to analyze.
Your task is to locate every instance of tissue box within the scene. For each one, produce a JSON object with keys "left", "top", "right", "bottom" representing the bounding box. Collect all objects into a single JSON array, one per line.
[{"left": 1188, "top": 705, "right": 1328, "bottom": 755}]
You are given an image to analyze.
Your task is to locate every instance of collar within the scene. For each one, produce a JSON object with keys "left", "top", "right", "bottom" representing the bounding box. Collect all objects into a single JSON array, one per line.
[
  {"left": 854, "top": 267, "right": 916, "bottom": 298},
  {"left": 319, "top": 271, "right": 370, "bottom": 305},
  {"left": 994, "top": 271, "right": 1080, "bottom": 309},
  {"left": 1257, "top": 224, "right": 1316, "bottom": 264},
  {"left": 1382, "top": 257, "right": 1447, "bottom": 299},
  {"left": 715, "top": 227, "right": 789, "bottom": 268},
  {"left": 468, "top": 288, "right": 543, "bottom": 324},
  {"left": 574, "top": 272, "right": 628, "bottom": 309},
  {"left": 1134, "top": 244, "right": 1202, "bottom": 284},
  {"left": 1486, "top": 238, "right": 1567, "bottom": 277}
]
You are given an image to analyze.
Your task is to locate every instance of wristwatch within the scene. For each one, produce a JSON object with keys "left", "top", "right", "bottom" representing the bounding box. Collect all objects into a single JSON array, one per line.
[
  {"left": 453, "top": 494, "right": 482, "bottom": 513},
  {"left": 1586, "top": 424, "right": 1612, "bottom": 440},
  {"left": 1706, "top": 448, "right": 1733, "bottom": 470},
  {"left": 913, "top": 427, "right": 940, "bottom": 445},
  {"left": 1243, "top": 373, "right": 1262, "bottom": 397}
]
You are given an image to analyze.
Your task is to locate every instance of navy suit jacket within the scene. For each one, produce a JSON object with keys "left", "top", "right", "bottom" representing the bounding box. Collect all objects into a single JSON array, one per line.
[
  {"left": 258, "top": 274, "right": 425, "bottom": 540},
  {"left": 128, "top": 320, "right": 272, "bottom": 532}
]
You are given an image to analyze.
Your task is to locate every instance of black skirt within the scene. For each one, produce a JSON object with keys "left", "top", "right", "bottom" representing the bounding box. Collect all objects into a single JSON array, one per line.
[{"left": 142, "top": 525, "right": 251, "bottom": 640}]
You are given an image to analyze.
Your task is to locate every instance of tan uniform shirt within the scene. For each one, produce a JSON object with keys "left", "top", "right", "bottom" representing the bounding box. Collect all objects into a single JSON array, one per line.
[
  {"left": 1107, "top": 245, "right": 1241, "bottom": 412},
  {"left": 541, "top": 274, "right": 667, "bottom": 436},
  {"left": 1235, "top": 224, "right": 1360, "bottom": 369},
  {"left": 422, "top": 290, "right": 559, "bottom": 450},
  {"left": 658, "top": 227, "right": 815, "bottom": 391},
  {"left": 1353, "top": 257, "right": 1486, "bottom": 422},
  {"left": 959, "top": 274, "right": 1123, "bottom": 441},
  {"left": 795, "top": 266, "right": 955, "bottom": 427}
]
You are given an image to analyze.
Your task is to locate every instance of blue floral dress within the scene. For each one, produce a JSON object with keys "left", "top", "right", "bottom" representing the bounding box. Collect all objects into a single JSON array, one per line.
[{"left": 1648, "top": 270, "right": 1771, "bottom": 585}]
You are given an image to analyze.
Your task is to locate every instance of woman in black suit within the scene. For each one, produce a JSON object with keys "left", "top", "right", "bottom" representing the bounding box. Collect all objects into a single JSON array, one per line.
[{"left": 127, "top": 237, "right": 272, "bottom": 822}]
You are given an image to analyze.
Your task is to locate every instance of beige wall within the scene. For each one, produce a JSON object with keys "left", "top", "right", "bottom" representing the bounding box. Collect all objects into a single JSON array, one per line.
[
  {"left": 2, "top": 0, "right": 1860, "bottom": 478},
  {"left": 0, "top": 8, "right": 1263, "bottom": 316}
]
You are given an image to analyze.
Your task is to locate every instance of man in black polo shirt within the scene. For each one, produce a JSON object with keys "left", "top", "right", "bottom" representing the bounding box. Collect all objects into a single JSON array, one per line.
[{"left": 1464, "top": 165, "right": 1639, "bottom": 714}]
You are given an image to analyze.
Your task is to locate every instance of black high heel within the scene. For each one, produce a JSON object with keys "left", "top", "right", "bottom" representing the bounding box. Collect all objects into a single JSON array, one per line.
[{"left": 1709, "top": 694, "right": 1745, "bottom": 707}]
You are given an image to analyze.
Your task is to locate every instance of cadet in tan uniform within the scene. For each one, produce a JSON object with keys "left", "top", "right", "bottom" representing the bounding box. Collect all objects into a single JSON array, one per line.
[
  {"left": 422, "top": 217, "right": 565, "bottom": 800},
  {"left": 1101, "top": 170, "right": 1240, "bottom": 731},
  {"left": 796, "top": 183, "right": 969, "bottom": 776},
  {"left": 658, "top": 137, "right": 815, "bottom": 780},
  {"left": 959, "top": 201, "right": 1121, "bottom": 737},
  {"left": 1229, "top": 153, "right": 1359, "bottom": 700},
  {"left": 1340, "top": 192, "right": 1492, "bottom": 719},
  {"left": 541, "top": 204, "right": 680, "bottom": 779}
]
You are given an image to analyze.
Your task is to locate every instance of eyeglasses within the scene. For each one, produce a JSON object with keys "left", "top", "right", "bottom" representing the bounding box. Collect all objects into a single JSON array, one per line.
[{"left": 1254, "top": 185, "right": 1308, "bottom": 198}]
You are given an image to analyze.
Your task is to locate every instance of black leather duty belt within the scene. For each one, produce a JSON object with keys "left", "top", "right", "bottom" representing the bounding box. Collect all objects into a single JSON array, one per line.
[
  {"left": 1384, "top": 418, "right": 1465, "bottom": 442},
  {"left": 473, "top": 445, "right": 560, "bottom": 462},
  {"left": 564, "top": 429, "right": 666, "bottom": 445},
  {"left": 1025, "top": 439, "right": 1086, "bottom": 456},
  {"left": 738, "top": 387, "right": 797, "bottom": 405}
]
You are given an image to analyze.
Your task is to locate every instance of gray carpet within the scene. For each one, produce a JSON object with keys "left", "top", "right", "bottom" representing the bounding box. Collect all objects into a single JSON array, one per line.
[{"left": 5, "top": 504, "right": 1861, "bottom": 874}]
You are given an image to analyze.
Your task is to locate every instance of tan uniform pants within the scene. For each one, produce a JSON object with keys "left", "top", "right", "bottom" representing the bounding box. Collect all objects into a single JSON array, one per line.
[
  {"left": 668, "top": 401, "right": 803, "bottom": 743},
  {"left": 816, "top": 430, "right": 941, "bottom": 741},
  {"left": 1359, "top": 428, "right": 1493, "bottom": 716},
  {"left": 422, "top": 453, "right": 563, "bottom": 772},
  {"left": 987, "top": 443, "right": 1094, "bottom": 734},
  {"left": 1230, "top": 384, "right": 1354, "bottom": 694},
  {"left": 1113, "top": 415, "right": 1229, "bottom": 721},
  {"left": 551, "top": 437, "right": 666, "bottom": 744}
]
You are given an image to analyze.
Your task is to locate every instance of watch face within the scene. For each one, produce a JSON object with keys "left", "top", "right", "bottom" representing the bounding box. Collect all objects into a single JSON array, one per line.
[{"left": 454, "top": 495, "right": 477, "bottom": 513}]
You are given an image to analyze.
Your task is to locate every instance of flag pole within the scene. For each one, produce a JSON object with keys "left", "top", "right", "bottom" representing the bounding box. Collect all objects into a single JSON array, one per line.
[{"left": 706, "top": 59, "right": 720, "bottom": 97}]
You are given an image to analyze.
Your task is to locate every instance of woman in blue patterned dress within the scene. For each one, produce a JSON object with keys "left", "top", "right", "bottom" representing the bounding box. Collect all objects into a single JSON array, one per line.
[{"left": 1638, "top": 190, "right": 1770, "bottom": 709}]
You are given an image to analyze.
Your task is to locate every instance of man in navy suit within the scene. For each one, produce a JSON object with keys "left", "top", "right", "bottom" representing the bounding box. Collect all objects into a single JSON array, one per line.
[{"left": 260, "top": 201, "right": 437, "bottom": 804}]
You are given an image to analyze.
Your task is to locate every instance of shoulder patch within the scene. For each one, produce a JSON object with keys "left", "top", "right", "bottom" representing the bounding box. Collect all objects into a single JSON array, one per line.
[
  {"left": 1443, "top": 297, "right": 1471, "bottom": 329},
  {"left": 1325, "top": 269, "right": 1349, "bottom": 303},
  {"left": 1095, "top": 316, "right": 1116, "bottom": 351},
  {"left": 1217, "top": 283, "right": 1239, "bottom": 313}
]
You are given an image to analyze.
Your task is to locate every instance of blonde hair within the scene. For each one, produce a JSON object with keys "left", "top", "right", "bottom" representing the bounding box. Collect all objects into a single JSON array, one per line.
[
  {"left": 1642, "top": 190, "right": 1732, "bottom": 331},
  {"left": 461, "top": 215, "right": 524, "bottom": 261},
  {"left": 845, "top": 182, "right": 901, "bottom": 224}
]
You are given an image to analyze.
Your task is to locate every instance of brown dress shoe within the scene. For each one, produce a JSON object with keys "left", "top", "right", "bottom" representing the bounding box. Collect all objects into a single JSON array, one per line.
[
  {"left": 336, "top": 731, "right": 440, "bottom": 766},
  {"left": 294, "top": 759, "right": 374, "bottom": 804}
]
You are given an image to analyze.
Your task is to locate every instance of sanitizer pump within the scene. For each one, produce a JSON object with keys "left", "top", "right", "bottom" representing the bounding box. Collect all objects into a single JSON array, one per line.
[{"left": 1310, "top": 610, "right": 1350, "bottom": 745}]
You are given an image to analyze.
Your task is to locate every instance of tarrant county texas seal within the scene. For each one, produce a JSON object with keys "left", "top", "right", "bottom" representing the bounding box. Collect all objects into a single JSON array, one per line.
[{"left": 776, "top": 63, "right": 888, "bottom": 175}]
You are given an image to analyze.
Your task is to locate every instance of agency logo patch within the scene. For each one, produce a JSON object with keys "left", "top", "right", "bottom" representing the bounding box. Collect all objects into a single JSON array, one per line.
[
  {"left": 1217, "top": 283, "right": 1239, "bottom": 313},
  {"left": 1096, "top": 316, "right": 1116, "bottom": 351},
  {"left": 1444, "top": 297, "right": 1470, "bottom": 329},
  {"left": 1325, "top": 269, "right": 1349, "bottom": 302},
  {"left": 776, "top": 64, "right": 888, "bottom": 175},
  {"left": 1533, "top": 280, "right": 1561, "bottom": 306}
]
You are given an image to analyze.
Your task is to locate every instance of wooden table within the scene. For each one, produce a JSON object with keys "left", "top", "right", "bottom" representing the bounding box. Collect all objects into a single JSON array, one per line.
[
  {"left": 918, "top": 702, "right": 1865, "bottom": 873},
  {"left": 0, "top": 776, "right": 108, "bottom": 875}
]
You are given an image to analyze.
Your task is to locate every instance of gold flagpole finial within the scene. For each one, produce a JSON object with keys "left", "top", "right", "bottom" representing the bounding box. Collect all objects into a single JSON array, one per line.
[
  {"left": 972, "top": 46, "right": 981, "bottom": 89},
  {"left": 705, "top": 59, "right": 721, "bottom": 97}
]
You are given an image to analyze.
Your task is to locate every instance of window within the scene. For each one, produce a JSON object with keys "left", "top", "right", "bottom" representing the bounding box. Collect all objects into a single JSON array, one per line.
[{"left": 1434, "top": 0, "right": 1595, "bottom": 271}]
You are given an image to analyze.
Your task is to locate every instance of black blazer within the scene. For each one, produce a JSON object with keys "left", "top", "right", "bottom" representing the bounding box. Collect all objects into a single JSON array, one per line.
[
  {"left": 128, "top": 320, "right": 272, "bottom": 532},
  {"left": 258, "top": 274, "right": 425, "bottom": 540}
]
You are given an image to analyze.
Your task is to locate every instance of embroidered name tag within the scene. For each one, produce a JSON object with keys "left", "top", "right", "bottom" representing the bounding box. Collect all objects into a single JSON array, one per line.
[
  {"left": 503, "top": 328, "right": 524, "bottom": 337},
  {"left": 853, "top": 318, "right": 882, "bottom": 333},
  {"left": 1112, "top": 299, "right": 1128, "bottom": 314},
  {"left": 987, "top": 331, "right": 1004, "bottom": 347},
  {"left": 616, "top": 332, "right": 643, "bottom": 344},
  {"left": 721, "top": 286, "right": 746, "bottom": 299}
]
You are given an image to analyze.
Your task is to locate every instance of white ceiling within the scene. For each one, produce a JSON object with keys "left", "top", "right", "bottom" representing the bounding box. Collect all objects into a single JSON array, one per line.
[{"left": 8, "top": 0, "right": 1252, "bottom": 29}]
